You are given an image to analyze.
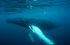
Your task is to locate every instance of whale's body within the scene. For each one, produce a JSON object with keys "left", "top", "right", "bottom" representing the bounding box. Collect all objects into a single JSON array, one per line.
[
  {"left": 7, "top": 18, "right": 58, "bottom": 30},
  {"left": 6, "top": 18, "right": 59, "bottom": 45}
]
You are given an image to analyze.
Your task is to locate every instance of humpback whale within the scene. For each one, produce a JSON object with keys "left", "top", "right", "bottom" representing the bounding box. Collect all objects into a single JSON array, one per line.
[{"left": 6, "top": 18, "right": 59, "bottom": 45}]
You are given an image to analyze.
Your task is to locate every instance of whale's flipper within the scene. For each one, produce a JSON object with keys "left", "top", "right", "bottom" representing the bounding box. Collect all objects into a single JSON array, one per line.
[{"left": 29, "top": 25, "right": 54, "bottom": 45}]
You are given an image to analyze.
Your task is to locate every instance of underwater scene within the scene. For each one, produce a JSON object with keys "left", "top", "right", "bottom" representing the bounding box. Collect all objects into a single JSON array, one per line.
[{"left": 0, "top": 0, "right": 70, "bottom": 45}]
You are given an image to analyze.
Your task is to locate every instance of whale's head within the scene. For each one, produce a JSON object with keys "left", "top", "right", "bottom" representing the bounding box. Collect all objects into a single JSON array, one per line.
[{"left": 6, "top": 18, "right": 30, "bottom": 28}]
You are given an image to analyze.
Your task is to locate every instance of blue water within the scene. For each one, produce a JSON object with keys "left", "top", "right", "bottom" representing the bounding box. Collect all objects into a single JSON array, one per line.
[{"left": 0, "top": 0, "right": 70, "bottom": 45}]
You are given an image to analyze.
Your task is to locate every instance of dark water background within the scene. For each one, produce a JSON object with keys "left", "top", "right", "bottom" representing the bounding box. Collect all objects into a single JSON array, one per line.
[{"left": 0, "top": 0, "right": 70, "bottom": 45}]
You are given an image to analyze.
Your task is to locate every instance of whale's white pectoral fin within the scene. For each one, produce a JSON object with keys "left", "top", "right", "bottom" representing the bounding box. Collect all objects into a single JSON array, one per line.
[
  {"left": 28, "top": 33, "right": 35, "bottom": 42},
  {"left": 29, "top": 25, "right": 54, "bottom": 45}
]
